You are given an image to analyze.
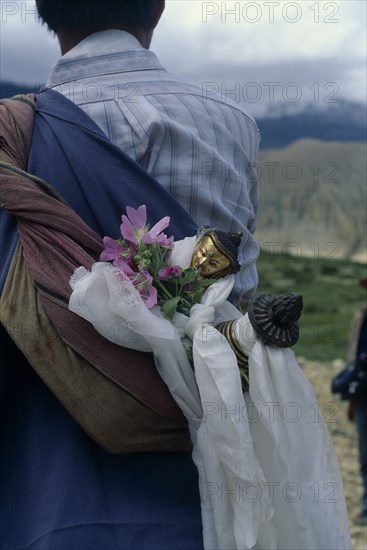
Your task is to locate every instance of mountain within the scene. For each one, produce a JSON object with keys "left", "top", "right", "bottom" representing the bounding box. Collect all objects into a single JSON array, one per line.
[
  {"left": 255, "top": 139, "right": 367, "bottom": 262},
  {"left": 256, "top": 101, "right": 367, "bottom": 149},
  {"left": 0, "top": 81, "right": 43, "bottom": 99}
]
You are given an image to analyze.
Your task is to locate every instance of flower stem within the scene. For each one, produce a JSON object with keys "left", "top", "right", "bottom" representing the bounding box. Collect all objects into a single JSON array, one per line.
[{"left": 154, "top": 278, "right": 174, "bottom": 301}]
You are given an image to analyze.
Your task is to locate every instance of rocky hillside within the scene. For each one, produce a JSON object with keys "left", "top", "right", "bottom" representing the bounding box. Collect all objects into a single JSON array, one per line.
[{"left": 256, "top": 139, "right": 367, "bottom": 262}]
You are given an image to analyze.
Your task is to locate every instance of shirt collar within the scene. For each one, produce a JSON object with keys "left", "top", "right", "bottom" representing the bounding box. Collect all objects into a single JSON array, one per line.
[{"left": 46, "top": 29, "right": 165, "bottom": 88}]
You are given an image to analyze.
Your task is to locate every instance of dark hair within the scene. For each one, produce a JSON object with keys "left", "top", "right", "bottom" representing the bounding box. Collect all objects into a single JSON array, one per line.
[
  {"left": 196, "top": 226, "right": 242, "bottom": 278},
  {"left": 211, "top": 229, "right": 242, "bottom": 271},
  {"left": 35, "top": 0, "right": 157, "bottom": 32}
]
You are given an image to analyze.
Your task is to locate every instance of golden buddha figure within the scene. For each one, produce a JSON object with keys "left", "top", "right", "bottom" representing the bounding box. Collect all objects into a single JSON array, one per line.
[
  {"left": 188, "top": 227, "right": 303, "bottom": 393},
  {"left": 189, "top": 227, "right": 251, "bottom": 388},
  {"left": 190, "top": 228, "right": 242, "bottom": 280}
]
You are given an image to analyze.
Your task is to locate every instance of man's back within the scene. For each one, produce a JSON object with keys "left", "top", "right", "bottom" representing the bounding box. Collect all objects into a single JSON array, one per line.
[
  {"left": 0, "top": 8, "right": 261, "bottom": 548},
  {"left": 46, "top": 29, "right": 260, "bottom": 304}
]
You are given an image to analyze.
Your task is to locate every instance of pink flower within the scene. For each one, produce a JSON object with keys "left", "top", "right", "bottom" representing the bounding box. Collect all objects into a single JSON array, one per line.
[
  {"left": 158, "top": 265, "right": 182, "bottom": 280},
  {"left": 100, "top": 236, "right": 128, "bottom": 263},
  {"left": 134, "top": 271, "right": 157, "bottom": 309},
  {"left": 120, "top": 205, "right": 173, "bottom": 247},
  {"left": 113, "top": 258, "right": 136, "bottom": 276},
  {"left": 113, "top": 258, "right": 157, "bottom": 309}
]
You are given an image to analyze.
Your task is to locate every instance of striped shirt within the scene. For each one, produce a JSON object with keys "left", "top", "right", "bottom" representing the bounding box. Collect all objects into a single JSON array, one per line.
[{"left": 46, "top": 30, "right": 260, "bottom": 303}]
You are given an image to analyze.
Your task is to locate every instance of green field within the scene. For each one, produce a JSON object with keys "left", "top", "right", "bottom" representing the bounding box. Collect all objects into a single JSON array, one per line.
[{"left": 243, "top": 249, "right": 367, "bottom": 362}]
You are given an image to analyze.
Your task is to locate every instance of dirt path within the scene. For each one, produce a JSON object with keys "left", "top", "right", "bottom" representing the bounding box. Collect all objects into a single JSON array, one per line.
[{"left": 300, "top": 358, "right": 366, "bottom": 550}]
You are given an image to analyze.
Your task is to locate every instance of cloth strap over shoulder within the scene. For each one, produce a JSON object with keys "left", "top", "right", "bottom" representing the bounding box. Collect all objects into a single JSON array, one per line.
[
  {"left": 0, "top": 92, "right": 197, "bottom": 452},
  {"left": 29, "top": 88, "right": 198, "bottom": 240}
]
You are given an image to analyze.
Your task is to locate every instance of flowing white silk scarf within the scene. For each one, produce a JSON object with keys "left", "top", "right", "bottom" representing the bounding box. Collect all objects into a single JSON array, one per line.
[{"left": 69, "top": 237, "right": 351, "bottom": 550}]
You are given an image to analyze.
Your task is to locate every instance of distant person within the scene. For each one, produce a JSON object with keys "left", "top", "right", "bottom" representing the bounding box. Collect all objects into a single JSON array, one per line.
[{"left": 345, "top": 277, "right": 367, "bottom": 526}]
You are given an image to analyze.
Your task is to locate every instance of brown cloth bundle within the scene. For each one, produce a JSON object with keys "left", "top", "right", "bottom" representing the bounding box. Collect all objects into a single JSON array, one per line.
[{"left": 0, "top": 95, "right": 191, "bottom": 453}]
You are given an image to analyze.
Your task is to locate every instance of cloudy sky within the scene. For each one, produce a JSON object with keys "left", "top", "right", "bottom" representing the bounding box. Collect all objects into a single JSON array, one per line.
[{"left": 0, "top": 0, "right": 366, "bottom": 116}]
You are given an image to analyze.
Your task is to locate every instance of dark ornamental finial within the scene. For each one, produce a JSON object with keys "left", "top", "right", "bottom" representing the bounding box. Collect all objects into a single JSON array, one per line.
[{"left": 248, "top": 291, "right": 303, "bottom": 347}]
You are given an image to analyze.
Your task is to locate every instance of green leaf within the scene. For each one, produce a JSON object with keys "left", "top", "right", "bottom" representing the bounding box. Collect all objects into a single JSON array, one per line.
[
  {"left": 161, "top": 296, "right": 182, "bottom": 319},
  {"left": 177, "top": 268, "right": 199, "bottom": 285}
]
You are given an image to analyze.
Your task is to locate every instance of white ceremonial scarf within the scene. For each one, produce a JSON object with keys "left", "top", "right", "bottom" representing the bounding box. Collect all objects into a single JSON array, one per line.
[{"left": 69, "top": 237, "right": 351, "bottom": 550}]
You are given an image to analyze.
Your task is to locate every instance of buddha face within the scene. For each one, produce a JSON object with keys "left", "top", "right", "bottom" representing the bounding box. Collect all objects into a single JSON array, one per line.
[{"left": 190, "top": 234, "right": 232, "bottom": 279}]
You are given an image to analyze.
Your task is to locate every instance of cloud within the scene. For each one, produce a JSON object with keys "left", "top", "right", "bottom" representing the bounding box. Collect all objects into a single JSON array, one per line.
[
  {"left": 177, "top": 56, "right": 364, "bottom": 117},
  {"left": 0, "top": 1, "right": 59, "bottom": 83},
  {"left": 156, "top": 0, "right": 366, "bottom": 64},
  {"left": 154, "top": 0, "right": 367, "bottom": 113}
]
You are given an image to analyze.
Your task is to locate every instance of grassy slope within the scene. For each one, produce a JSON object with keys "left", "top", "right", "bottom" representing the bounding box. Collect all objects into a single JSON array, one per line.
[{"left": 244, "top": 249, "right": 367, "bottom": 362}]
